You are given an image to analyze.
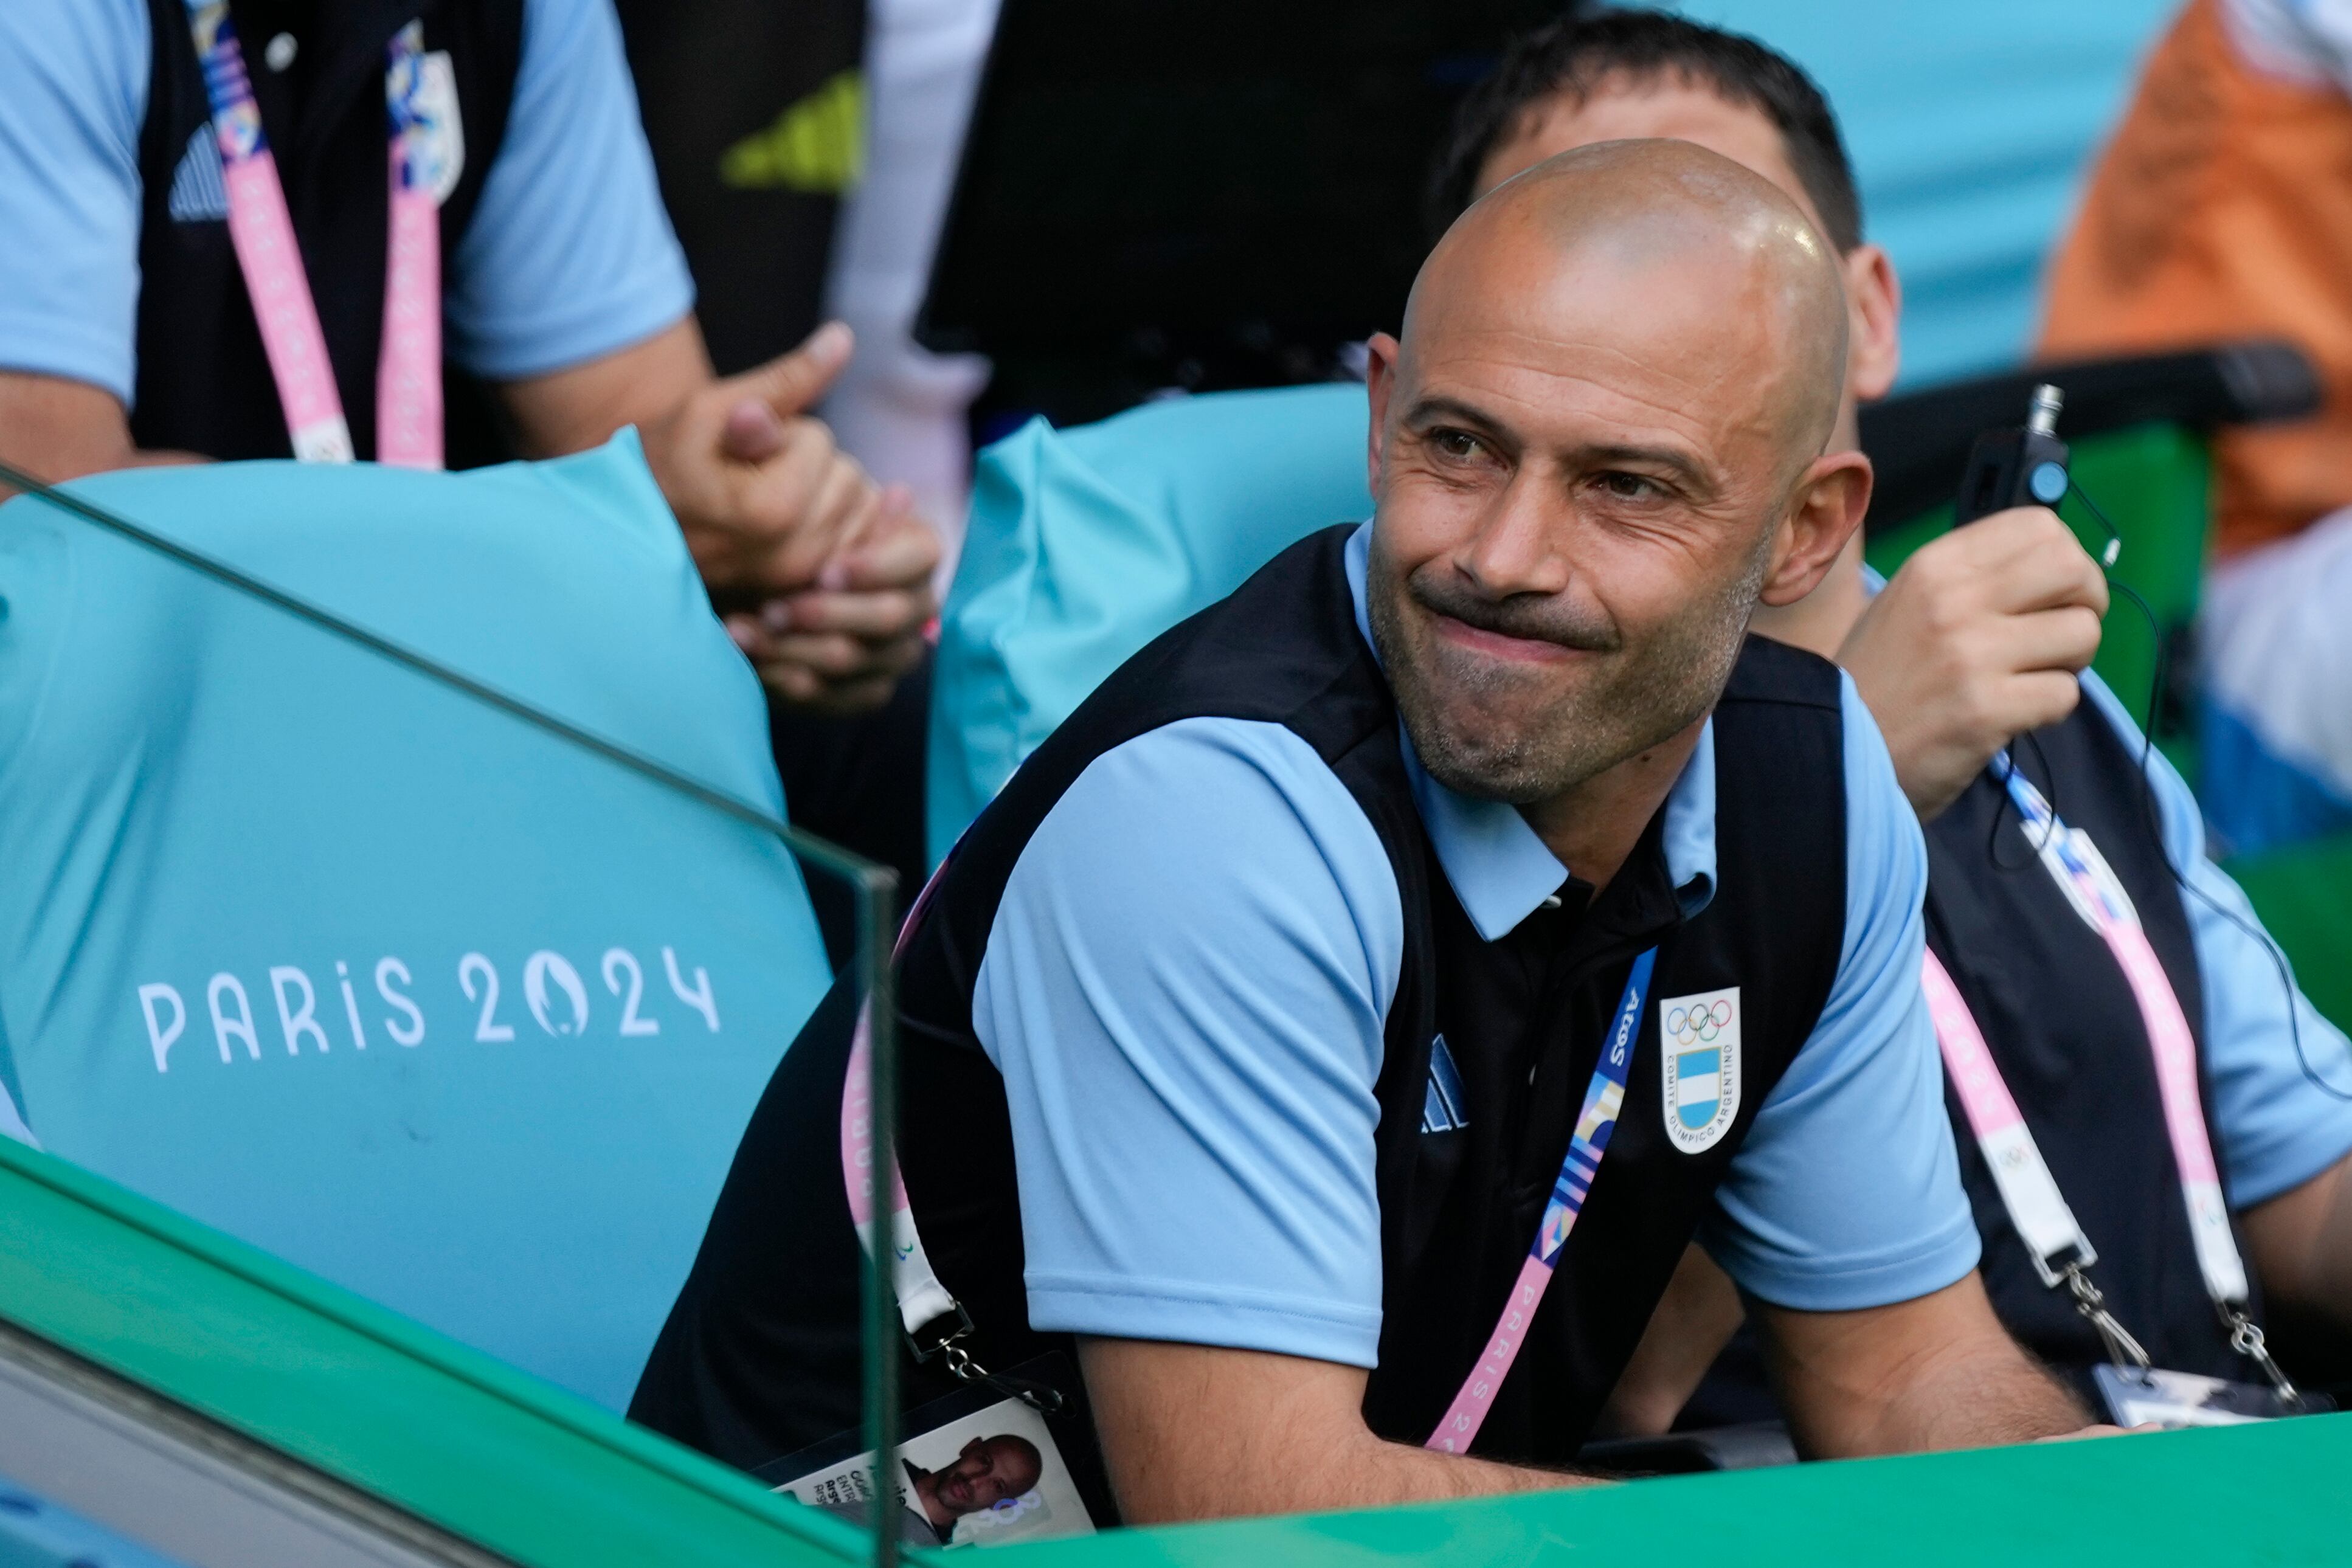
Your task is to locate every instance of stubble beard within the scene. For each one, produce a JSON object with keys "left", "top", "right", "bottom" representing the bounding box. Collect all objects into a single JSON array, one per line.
[{"left": 1371, "top": 535, "right": 1773, "bottom": 806}]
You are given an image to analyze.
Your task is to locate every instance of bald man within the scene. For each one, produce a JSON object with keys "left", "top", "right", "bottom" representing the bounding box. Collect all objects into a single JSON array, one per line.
[
  {"left": 629, "top": 140, "right": 2089, "bottom": 1519},
  {"left": 1448, "top": 10, "right": 2352, "bottom": 1437}
]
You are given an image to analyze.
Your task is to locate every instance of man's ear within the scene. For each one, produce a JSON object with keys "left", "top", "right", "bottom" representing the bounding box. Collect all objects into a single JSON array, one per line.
[
  {"left": 1760, "top": 450, "right": 1873, "bottom": 607},
  {"left": 1363, "top": 332, "right": 1402, "bottom": 499},
  {"left": 1844, "top": 244, "right": 1902, "bottom": 404}
]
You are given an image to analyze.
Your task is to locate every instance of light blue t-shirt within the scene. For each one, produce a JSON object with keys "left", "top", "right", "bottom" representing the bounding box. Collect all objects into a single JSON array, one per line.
[
  {"left": 968, "top": 523, "right": 1980, "bottom": 1369},
  {"left": 0, "top": 0, "right": 695, "bottom": 404}
]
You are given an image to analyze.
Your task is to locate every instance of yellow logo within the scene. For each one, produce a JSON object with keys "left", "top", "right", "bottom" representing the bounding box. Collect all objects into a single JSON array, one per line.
[{"left": 719, "top": 71, "right": 865, "bottom": 195}]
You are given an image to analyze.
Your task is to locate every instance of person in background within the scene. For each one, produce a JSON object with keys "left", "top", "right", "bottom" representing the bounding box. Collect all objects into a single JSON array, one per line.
[
  {"left": 1427, "top": 9, "right": 2352, "bottom": 1434},
  {"left": 818, "top": 0, "right": 1001, "bottom": 595},
  {"left": 2042, "top": 0, "right": 2352, "bottom": 855},
  {"left": 0, "top": 0, "right": 936, "bottom": 719},
  {"left": 614, "top": 0, "right": 865, "bottom": 384},
  {"left": 615, "top": 0, "right": 970, "bottom": 940}
]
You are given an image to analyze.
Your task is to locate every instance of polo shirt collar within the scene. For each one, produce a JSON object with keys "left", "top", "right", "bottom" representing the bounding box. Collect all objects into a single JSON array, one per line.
[{"left": 1343, "top": 523, "right": 1717, "bottom": 941}]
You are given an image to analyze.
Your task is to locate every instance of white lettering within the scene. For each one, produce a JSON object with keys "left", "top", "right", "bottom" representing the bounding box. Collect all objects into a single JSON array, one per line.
[
  {"left": 269, "top": 966, "right": 330, "bottom": 1055},
  {"left": 458, "top": 952, "right": 514, "bottom": 1041},
  {"left": 138, "top": 984, "right": 186, "bottom": 1074},
  {"left": 206, "top": 973, "right": 261, "bottom": 1063},
  {"left": 334, "top": 961, "right": 367, "bottom": 1050},
  {"left": 376, "top": 957, "right": 426, "bottom": 1046},
  {"left": 523, "top": 950, "right": 589, "bottom": 1037},
  {"left": 662, "top": 947, "right": 719, "bottom": 1032},
  {"left": 602, "top": 948, "right": 659, "bottom": 1036}
]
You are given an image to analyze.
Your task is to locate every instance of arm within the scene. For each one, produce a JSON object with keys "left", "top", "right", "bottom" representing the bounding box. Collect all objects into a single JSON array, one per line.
[
  {"left": 1757, "top": 1273, "right": 2086, "bottom": 1455},
  {"left": 975, "top": 719, "right": 1596, "bottom": 1523},
  {"left": 1836, "top": 506, "right": 2108, "bottom": 820},
  {"left": 0, "top": 0, "right": 191, "bottom": 485},
  {"left": 0, "top": 372, "right": 199, "bottom": 487},
  {"left": 2241, "top": 1152, "right": 2352, "bottom": 1335},
  {"left": 1595, "top": 1243, "right": 1745, "bottom": 1438},
  {"left": 1079, "top": 1339, "right": 1597, "bottom": 1525}
]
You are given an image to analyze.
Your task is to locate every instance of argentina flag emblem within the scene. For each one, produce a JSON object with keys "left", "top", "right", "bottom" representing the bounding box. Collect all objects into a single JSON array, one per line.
[{"left": 1659, "top": 986, "right": 1740, "bottom": 1153}]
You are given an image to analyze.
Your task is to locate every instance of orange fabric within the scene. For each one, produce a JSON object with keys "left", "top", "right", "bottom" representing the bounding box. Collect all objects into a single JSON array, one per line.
[{"left": 2039, "top": 0, "right": 2352, "bottom": 558}]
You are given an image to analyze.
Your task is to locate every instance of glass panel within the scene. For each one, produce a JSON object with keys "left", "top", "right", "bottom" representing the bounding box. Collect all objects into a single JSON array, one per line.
[{"left": 0, "top": 461, "right": 900, "bottom": 1566}]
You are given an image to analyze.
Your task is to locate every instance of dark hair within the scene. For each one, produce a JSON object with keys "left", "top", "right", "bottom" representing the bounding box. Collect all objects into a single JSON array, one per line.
[{"left": 1428, "top": 7, "right": 1863, "bottom": 253}]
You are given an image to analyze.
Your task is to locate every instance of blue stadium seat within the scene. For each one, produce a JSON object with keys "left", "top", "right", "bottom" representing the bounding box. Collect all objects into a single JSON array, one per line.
[
  {"left": 0, "top": 437, "right": 832, "bottom": 1412},
  {"left": 927, "top": 384, "right": 1372, "bottom": 863}
]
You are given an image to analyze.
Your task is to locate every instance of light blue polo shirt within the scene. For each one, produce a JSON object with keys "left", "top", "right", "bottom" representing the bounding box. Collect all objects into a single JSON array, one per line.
[
  {"left": 968, "top": 523, "right": 1980, "bottom": 1368},
  {"left": 0, "top": 0, "right": 695, "bottom": 403}
]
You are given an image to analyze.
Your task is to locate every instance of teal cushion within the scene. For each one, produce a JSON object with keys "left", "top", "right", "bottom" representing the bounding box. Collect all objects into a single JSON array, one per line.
[
  {"left": 0, "top": 435, "right": 831, "bottom": 1412},
  {"left": 928, "top": 384, "right": 1373, "bottom": 863}
]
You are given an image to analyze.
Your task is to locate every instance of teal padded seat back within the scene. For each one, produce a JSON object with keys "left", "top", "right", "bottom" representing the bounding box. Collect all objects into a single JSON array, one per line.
[
  {"left": 0, "top": 437, "right": 831, "bottom": 1412},
  {"left": 928, "top": 384, "right": 1372, "bottom": 863}
]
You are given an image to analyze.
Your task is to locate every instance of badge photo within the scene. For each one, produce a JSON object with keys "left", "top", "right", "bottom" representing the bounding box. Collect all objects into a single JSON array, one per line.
[{"left": 1659, "top": 986, "right": 1740, "bottom": 1153}]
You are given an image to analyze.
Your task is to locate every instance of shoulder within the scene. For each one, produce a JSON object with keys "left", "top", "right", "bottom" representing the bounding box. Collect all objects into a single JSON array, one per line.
[
  {"left": 1001, "top": 716, "right": 1404, "bottom": 971},
  {"left": 963, "top": 717, "right": 1407, "bottom": 1071},
  {"left": 0, "top": 0, "right": 148, "bottom": 147},
  {"left": 0, "top": 0, "right": 147, "bottom": 78}
]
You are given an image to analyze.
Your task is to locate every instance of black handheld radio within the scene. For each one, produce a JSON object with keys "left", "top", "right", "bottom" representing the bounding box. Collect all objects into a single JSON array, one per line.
[
  {"left": 1954, "top": 382, "right": 2070, "bottom": 524},
  {"left": 1952, "top": 382, "right": 2115, "bottom": 567}
]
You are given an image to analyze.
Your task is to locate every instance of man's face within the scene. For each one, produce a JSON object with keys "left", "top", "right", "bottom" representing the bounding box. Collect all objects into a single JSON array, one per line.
[
  {"left": 1365, "top": 208, "right": 1806, "bottom": 804},
  {"left": 933, "top": 1436, "right": 1043, "bottom": 1518}
]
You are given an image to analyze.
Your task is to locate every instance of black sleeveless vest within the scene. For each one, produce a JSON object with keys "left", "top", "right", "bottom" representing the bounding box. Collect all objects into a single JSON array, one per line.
[
  {"left": 133, "top": 0, "right": 523, "bottom": 465},
  {"left": 1681, "top": 694, "right": 2259, "bottom": 1431},
  {"left": 1925, "top": 702, "right": 2258, "bottom": 1381},
  {"left": 631, "top": 527, "right": 1853, "bottom": 1473}
]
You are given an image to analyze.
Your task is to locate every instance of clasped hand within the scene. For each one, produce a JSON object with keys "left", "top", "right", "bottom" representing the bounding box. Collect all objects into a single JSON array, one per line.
[{"left": 643, "top": 322, "right": 941, "bottom": 714}]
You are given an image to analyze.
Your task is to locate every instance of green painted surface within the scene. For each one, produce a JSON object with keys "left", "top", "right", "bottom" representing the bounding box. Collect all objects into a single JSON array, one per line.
[
  {"left": 0, "top": 1134, "right": 866, "bottom": 1568},
  {"left": 1006, "top": 1414, "right": 2352, "bottom": 1566},
  {"left": 1865, "top": 424, "right": 2212, "bottom": 759},
  {"left": 2230, "top": 831, "right": 2352, "bottom": 1037},
  {"left": 10, "top": 1099, "right": 2352, "bottom": 1566}
]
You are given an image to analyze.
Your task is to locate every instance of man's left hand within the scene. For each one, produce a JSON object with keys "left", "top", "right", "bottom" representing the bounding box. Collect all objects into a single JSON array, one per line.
[{"left": 724, "top": 486, "right": 939, "bottom": 713}]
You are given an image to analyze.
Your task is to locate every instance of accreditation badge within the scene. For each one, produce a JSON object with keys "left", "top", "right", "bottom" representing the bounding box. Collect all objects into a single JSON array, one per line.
[
  {"left": 2091, "top": 1364, "right": 2331, "bottom": 1428},
  {"left": 1659, "top": 986, "right": 1741, "bottom": 1153},
  {"left": 761, "top": 1354, "right": 1109, "bottom": 1549}
]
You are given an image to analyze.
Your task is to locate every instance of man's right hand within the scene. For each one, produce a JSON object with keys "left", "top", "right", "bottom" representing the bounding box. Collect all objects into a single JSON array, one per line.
[{"left": 1836, "top": 506, "right": 2109, "bottom": 821}]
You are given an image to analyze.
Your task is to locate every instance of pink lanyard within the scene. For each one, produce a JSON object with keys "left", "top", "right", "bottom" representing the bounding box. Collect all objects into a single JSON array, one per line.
[
  {"left": 185, "top": 4, "right": 443, "bottom": 469},
  {"left": 1425, "top": 950, "right": 1655, "bottom": 1453},
  {"left": 839, "top": 863, "right": 1658, "bottom": 1456},
  {"left": 1924, "top": 756, "right": 2299, "bottom": 1398}
]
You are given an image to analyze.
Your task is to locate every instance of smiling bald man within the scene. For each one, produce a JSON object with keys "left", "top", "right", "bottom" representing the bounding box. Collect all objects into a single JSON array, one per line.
[{"left": 631, "top": 139, "right": 2092, "bottom": 1519}]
